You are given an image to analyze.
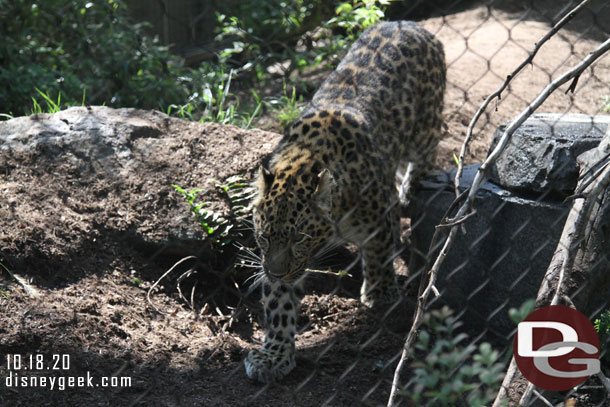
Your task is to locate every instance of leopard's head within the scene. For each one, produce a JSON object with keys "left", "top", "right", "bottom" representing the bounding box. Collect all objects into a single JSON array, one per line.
[{"left": 252, "top": 160, "right": 335, "bottom": 282}]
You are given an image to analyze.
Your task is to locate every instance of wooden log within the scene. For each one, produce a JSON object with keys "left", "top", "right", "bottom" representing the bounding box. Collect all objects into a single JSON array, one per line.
[{"left": 493, "top": 128, "right": 610, "bottom": 406}]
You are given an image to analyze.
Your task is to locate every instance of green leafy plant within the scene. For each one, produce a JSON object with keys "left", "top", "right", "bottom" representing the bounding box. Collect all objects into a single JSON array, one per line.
[
  {"left": 594, "top": 309, "right": 610, "bottom": 375},
  {"left": 31, "top": 87, "right": 61, "bottom": 114},
  {"left": 2, "top": 0, "right": 393, "bottom": 123},
  {"left": 308, "top": 0, "right": 393, "bottom": 69},
  {"left": 329, "top": 0, "right": 393, "bottom": 40},
  {"left": 214, "top": 0, "right": 326, "bottom": 79},
  {"left": 213, "top": 0, "right": 392, "bottom": 85},
  {"left": 200, "top": 69, "right": 238, "bottom": 124},
  {"left": 1, "top": 0, "right": 190, "bottom": 118},
  {"left": 241, "top": 90, "right": 264, "bottom": 130},
  {"left": 405, "top": 306, "right": 505, "bottom": 407},
  {"left": 214, "top": 175, "right": 255, "bottom": 220},
  {"left": 172, "top": 185, "right": 230, "bottom": 241},
  {"left": 165, "top": 102, "right": 195, "bottom": 121},
  {"left": 166, "top": 68, "right": 262, "bottom": 128},
  {"left": 173, "top": 175, "right": 254, "bottom": 249},
  {"left": 508, "top": 298, "right": 536, "bottom": 325},
  {"left": 28, "top": 87, "right": 87, "bottom": 115},
  {"left": 270, "top": 81, "right": 304, "bottom": 129}
]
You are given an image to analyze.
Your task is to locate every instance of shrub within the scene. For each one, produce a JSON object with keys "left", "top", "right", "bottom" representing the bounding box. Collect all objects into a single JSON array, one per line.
[
  {"left": 172, "top": 175, "right": 254, "bottom": 250},
  {"left": 0, "top": 0, "right": 188, "bottom": 117},
  {"left": 404, "top": 306, "right": 505, "bottom": 407},
  {"left": 214, "top": 0, "right": 393, "bottom": 83}
]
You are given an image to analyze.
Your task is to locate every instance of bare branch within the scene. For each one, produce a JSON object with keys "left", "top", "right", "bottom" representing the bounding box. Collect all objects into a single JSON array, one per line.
[
  {"left": 598, "top": 372, "right": 610, "bottom": 394},
  {"left": 436, "top": 209, "right": 477, "bottom": 229},
  {"left": 531, "top": 389, "right": 554, "bottom": 407},
  {"left": 552, "top": 164, "right": 610, "bottom": 307},
  {"left": 574, "top": 152, "right": 610, "bottom": 195},
  {"left": 147, "top": 256, "right": 197, "bottom": 314},
  {"left": 453, "top": 0, "right": 594, "bottom": 197},
  {"left": 519, "top": 157, "right": 610, "bottom": 406},
  {"left": 389, "top": 30, "right": 610, "bottom": 407},
  {"left": 462, "top": 35, "right": 610, "bottom": 226}
]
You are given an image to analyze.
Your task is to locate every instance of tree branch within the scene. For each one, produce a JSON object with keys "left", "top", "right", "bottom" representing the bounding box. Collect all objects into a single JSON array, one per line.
[
  {"left": 388, "top": 28, "right": 610, "bottom": 407},
  {"left": 453, "top": 0, "right": 594, "bottom": 197},
  {"left": 517, "top": 154, "right": 610, "bottom": 407}
]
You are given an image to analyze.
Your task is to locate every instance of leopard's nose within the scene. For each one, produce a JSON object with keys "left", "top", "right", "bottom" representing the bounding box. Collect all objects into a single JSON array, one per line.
[{"left": 263, "top": 253, "right": 288, "bottom": 277}]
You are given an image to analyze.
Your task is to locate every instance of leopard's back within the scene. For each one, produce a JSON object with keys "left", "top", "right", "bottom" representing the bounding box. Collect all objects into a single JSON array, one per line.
[{"left": 309, "top": 21, "right": 445, "bottom": 169}]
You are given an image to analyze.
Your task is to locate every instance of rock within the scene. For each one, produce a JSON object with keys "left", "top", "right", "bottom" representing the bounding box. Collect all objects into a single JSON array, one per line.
[
  {"left": 411, "top": 164, "right": 570, "bottom": 339},
  {"left": 488, "top": 113, "right": 610, "bottom": 195},
  {"left": 411, "top": 114, "right": 610, "bottom": 338},
  {"left": 0, "top": 107, "right": 281, "bottom": 279}
]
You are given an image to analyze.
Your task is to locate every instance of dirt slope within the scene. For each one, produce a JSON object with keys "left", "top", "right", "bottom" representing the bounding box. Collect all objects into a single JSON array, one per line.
[{"left": 1, "top": 2, "right": 609, "bottom": 406}]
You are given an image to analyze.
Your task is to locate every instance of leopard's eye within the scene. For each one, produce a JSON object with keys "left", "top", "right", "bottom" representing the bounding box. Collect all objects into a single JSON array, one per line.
[
  {"left": 256, "top": 231, "right": 270, "bottom": 250},
  {"left": 292, "top": 231, "right": 309, "bottom": 244}
]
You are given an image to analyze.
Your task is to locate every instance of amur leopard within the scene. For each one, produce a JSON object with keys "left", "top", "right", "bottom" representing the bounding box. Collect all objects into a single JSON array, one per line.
[{"left": 245, "top": 20, "right": 446, "bottom": 383}]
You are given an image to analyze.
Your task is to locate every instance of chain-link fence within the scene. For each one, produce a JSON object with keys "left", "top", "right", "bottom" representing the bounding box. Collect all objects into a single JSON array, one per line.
[
  {"left": 232, "top": 1, "right": 610, "bottom": 405},
  {"left": 1, "top": 0, "right": 610, "bottom": 406}
]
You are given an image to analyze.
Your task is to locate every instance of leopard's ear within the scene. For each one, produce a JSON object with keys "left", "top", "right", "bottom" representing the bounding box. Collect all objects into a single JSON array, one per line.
[
  {"left": 253, "top": 165, "right": 275, "bottom": 208},
  {"left": 313, "top": 169, "right": 334, "bottom": 213},
  {"left": 261, "top": 165, "right": 275, "bottom": 189},
  {"left": 256, "top": 163, "right": 275, "bottom": 194}
]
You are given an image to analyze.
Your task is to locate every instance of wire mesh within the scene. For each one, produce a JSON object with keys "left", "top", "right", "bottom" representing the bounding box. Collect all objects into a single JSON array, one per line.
[
  {"left": 1, "top": 1, "right": 610, "bottom": 407},
  {"left": 136, "top": 0, "right": 610, "bottom": 405}
]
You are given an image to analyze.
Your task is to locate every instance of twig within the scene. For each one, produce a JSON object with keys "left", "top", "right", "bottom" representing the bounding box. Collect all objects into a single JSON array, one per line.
[
  {"left": 177, "top": 268, "right": 198, "bottom": 309},
  {"left": 454, "top": 0, "right": 594, "bottom": 197},
  {"left": 520, "top": 159, "right": 610, "bottom": 406},
  {"left": 190, "top": 283, "right": 196, "bottom": 313},
  {"left": 574, "top": 153, "right": 610, "bottom": 195},
  {"left": 462, "top": 35, "right": 610, "bottom": 228},
  {"left": 0, "top": 262, "right": 39, "bottom": 298},
  {"left": 552, "top": 163, "right": 610, "bottom": 307},
  {"left": 147, "top": 256, "right": 197, "bottom": 314},
  {"left": 563, "top": 193, "right": 587, "bottom": 202},
  {"left": 531, "top": 389, "right": 553, "bottom": 407},
  {"left": 435, "top": 209, "right": 477, "bottom": 229},
  {"left": 388, "top": 33, "right": 610, "bottom": 407},
  {"left": 306, "top": 267, "right": 353, "bottom": 278},
  {"left": 223, "top": 281, "right": 245, "bottom": 332},
  {"left": 493, "top": 360, "right": 522, "bottom": 407},
  {"left": 598, "top": 372, "right": 610, "bottom": 394}
]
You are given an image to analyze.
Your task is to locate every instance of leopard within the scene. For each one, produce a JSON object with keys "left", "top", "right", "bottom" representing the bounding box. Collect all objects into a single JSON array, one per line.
[{"left": 244, "top": 20, "right": 446, "bottom": 383}]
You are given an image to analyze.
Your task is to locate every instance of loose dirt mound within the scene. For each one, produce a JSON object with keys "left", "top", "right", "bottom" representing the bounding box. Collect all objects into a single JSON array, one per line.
[
  {"left": 1, "top": 2, "right": 610, "bottom": 406},
  {"left": 0, "top": 106, "right": 279, "bottom": 280}
]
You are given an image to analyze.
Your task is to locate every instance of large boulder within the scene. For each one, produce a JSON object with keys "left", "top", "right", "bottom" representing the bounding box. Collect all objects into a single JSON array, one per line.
[
  {"left": 411, "top": 164, "right": 569, "bottom": 339},
  {"left": 0, "top": 106, "right": 280, "bottom": 281},
  {"left": 412, "top": 113, "right": 610, "bottom": 339},
  {"left": 488, "top": 113, "right": 609, "bottom": 195}
]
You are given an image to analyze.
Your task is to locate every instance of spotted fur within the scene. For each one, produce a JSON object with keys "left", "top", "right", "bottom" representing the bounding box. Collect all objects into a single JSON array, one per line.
[{"left": 244, "top": 21, "right": 446, "bottom": 383}]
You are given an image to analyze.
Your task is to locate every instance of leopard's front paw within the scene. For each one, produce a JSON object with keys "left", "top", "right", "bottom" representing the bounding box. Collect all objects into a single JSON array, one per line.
[{"left": 244, "top": 348, "right": 296, "bottom": 383}]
